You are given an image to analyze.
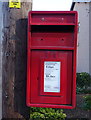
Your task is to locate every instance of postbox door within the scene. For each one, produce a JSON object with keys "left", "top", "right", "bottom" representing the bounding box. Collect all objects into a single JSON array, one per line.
[{"left": 30, "top": 50, "right": 73, "bottom": 105}]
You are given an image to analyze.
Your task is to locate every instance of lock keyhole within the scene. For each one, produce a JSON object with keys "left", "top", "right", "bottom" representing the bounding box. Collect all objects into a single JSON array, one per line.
[
  {"left": 41, "top": 38, "right": 43, "bottom": 41},
  {"left": 62, "top": 38, "right": 64, "bottom": 41}
]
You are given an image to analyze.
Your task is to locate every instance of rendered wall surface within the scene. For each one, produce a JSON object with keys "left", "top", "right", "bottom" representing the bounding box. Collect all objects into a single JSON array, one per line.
[
  {"left": 73, "top": 2, "right": 90, "bottom": 73},
  {"left": 89, "top": 2, "right": 91, "bottom": 75},
  {"left": 0, "top": 2, "right": 3, "bottom": 119}
]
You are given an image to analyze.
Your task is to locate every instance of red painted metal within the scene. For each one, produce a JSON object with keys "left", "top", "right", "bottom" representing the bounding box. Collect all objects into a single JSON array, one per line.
[{"left": 27, "top": 11, "right": 78, "bottom": 109}]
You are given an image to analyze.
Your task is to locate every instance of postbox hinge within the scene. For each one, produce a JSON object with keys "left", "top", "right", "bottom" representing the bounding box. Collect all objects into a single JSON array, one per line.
[{"left": 78, "top": 22, "right": 80, "bottom": 33}]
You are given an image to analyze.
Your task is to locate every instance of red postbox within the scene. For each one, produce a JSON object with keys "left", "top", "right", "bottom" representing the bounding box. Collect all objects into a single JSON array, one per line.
[{"left": 27, "top": 11, "right": 78, "bottom": 109}]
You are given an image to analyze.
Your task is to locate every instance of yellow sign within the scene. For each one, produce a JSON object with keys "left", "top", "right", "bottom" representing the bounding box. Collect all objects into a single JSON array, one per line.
[{"left": 9, "top": 0, "right": 21, "bottom": 8}]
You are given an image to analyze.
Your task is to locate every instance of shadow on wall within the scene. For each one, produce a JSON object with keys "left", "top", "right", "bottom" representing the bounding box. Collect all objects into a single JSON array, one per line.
[{"left": 14, "top": 18, "right": 30, "bottom": 119}]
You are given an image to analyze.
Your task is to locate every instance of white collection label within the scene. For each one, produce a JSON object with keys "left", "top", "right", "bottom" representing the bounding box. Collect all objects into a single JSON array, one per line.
[{"left": 44, "top": 61, "right": 61, "bottom": 92}]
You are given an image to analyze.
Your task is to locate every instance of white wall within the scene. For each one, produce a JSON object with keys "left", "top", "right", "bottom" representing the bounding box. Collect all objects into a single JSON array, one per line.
[
  {"left": 0, "top": 1, "right": 3, "bottom": 119},
  {"left": 74, "top": 2, "right": 89, "bottom": 73}
]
